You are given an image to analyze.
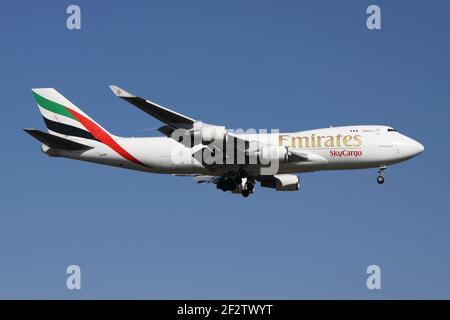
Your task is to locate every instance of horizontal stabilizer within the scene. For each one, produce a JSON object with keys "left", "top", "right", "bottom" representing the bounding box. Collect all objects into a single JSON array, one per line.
[{"left": 24, "top": 129, "right": 93, "bottom": 150}]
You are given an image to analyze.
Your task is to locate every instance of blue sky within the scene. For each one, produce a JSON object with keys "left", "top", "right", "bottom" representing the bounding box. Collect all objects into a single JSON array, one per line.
[{"left": 0, "top": 0, "right": 449, "bottom": 299}]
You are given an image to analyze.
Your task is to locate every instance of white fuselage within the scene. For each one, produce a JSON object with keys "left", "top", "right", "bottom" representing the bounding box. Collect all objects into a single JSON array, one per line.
[{"left": 48, "top": 125, "right": 424, "bottom": 176}]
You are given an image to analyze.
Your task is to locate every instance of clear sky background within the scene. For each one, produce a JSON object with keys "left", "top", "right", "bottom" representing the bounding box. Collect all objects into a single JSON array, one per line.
[{"left": 0, "top": 0, "right": 449, "bottom": 299}]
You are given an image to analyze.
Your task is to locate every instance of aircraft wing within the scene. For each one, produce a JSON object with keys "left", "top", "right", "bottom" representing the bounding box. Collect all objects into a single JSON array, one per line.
[
  {"left": 109, "top": 86, "right": 323, "bottom": 165},
  {"left": 110, "top": 85, "right": 251, "bottom": 150},
  {"left": 172, "top": 174, "right": 221, "bottom": 184},
  {"left": 109, "top": 85, "right": 196, "bottom": 129},
  {"left": 193, "top": 175, "right": 222, "bottom": 184}
]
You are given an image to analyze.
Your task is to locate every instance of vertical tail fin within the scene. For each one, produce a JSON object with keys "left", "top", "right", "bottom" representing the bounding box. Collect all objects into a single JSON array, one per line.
[
  {"left": 32, "top": 88, "right": 111, "bottom": 142},
  {"left": 30, "top": 88, "right": 150, "bottom": 168}
]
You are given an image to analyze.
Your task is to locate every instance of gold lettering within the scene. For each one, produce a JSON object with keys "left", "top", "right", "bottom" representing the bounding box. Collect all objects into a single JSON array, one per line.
[
  {"left": 317, "top": 136, "right": 325, "bottom": 148},
  {"left": 282, "top": 133, "right": 361, "bottom": 149},
  {"left": 324, "top": 136, "right": 334, "bottom": 147},
  {"left": 353, "top": 135, "right": 362, "bottom": 146},
  {"left": 278, "top": 134, "right": 289, "bottom": 147},
  {"left": 336, "top": 134, "right": 342, "bottom": 147},
  {"left": 343, "top": 135, "right": 353, "bottom": 147},
  {"left": 291, "top": 136, "right": 310, "bottom": 148}
]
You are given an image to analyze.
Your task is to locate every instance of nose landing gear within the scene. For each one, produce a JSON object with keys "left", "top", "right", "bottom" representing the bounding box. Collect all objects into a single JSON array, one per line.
[
  {"left": 377, "top": 166, "right": 386, "bottom": 184},
  {"left": 377, "top": 175, "right": 385, "bottom": 184}
]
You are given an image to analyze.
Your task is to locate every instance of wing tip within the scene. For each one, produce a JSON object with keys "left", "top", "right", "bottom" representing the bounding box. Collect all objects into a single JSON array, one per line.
[
  {"left": 23, "top": 128, "right": 35, "bottom": 134},
  {"left": 109, "top": 85, "right": 135, "bottom": 98}
]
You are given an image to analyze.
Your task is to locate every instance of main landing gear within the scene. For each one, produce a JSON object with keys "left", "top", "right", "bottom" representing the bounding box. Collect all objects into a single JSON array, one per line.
[
  {"left": 377, "top": 166, "right": 386, "bottom": 184},
  {"left": 239, "top": 169, "right": 254, "bottom": 198},
  {"left": 241, "top": 180, "right": 254, "bottom": 198},
  {"left": 216, "top": 169, "right": 255, "bottom": 197}
]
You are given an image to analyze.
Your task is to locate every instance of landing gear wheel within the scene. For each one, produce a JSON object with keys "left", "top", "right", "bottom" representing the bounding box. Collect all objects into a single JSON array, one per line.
[
  {"left": 225, "top": 178, "right": 237, "bottom": 191},
  {"left": 377, "top": 175, "right": 385, "bottom": 184},
  {"left": 242, "top": 189, "right": 250, "bottom": 197},
  {"left": 246, "top": 182, "right": 254, "bottom": 191},
  {"left": 377, "top": 166, "right": 386, "bottom": 185}
]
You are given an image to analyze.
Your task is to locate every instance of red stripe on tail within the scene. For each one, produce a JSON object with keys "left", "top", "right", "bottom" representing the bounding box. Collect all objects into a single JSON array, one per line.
[{"left": 66, "top": 107, "right": 148, "bottom": 167}]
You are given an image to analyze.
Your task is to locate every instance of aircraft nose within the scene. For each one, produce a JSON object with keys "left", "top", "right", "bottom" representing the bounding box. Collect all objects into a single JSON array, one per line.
[
  {"left": 415, "top": 141, "right": 425, "bottom": 154},
  {"left": 397, "top": 135, "right": 424, "bottom": 159},
  {"left": 406, "top": 139, "right": 424, "bottom": 157}
]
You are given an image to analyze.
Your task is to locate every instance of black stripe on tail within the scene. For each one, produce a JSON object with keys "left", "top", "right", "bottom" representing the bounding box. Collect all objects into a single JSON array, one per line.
[{"left": 42, "top": 116, "right": 99, "bottom": 142}]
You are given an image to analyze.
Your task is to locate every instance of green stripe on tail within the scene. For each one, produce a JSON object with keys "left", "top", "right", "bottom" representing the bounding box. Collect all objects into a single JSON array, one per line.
[{"left": 32, "top": 91, "right": 77, "bottom": 121}]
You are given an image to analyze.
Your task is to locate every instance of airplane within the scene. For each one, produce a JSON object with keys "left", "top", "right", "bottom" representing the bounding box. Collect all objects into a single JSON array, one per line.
[{"left": 24, "top": 86, "right": 424, "bottom": 197}]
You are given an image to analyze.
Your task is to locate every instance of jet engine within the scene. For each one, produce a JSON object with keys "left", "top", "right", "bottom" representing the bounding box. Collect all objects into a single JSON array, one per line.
[
  {"left": 248, "top": 146, "right": 290, "bottom": 163},
  {"left": 260, "top": 174, "right": 300, "bottom": 191},
  {"left": 191, "top": 124, "right": 228, "bottom": 145}
]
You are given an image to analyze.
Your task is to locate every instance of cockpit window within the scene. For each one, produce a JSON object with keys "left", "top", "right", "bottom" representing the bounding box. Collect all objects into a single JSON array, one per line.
[{"left": 387, "top": 128, "right": 397, "bottom": 132}]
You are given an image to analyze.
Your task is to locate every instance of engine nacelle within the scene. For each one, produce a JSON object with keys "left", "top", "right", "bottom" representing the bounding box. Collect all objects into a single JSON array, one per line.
[
  {"left": 249, "top": 146, "right": 289, "bottom": 163},
  {"left": 202, "top": 125, "right": 227, "bottom": 144},
  {"left": 260, "top": 174, "right": 300, "bottom": 191},
  {"left": 192, "top": 124, "right": 228, "bottom": 144}
]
